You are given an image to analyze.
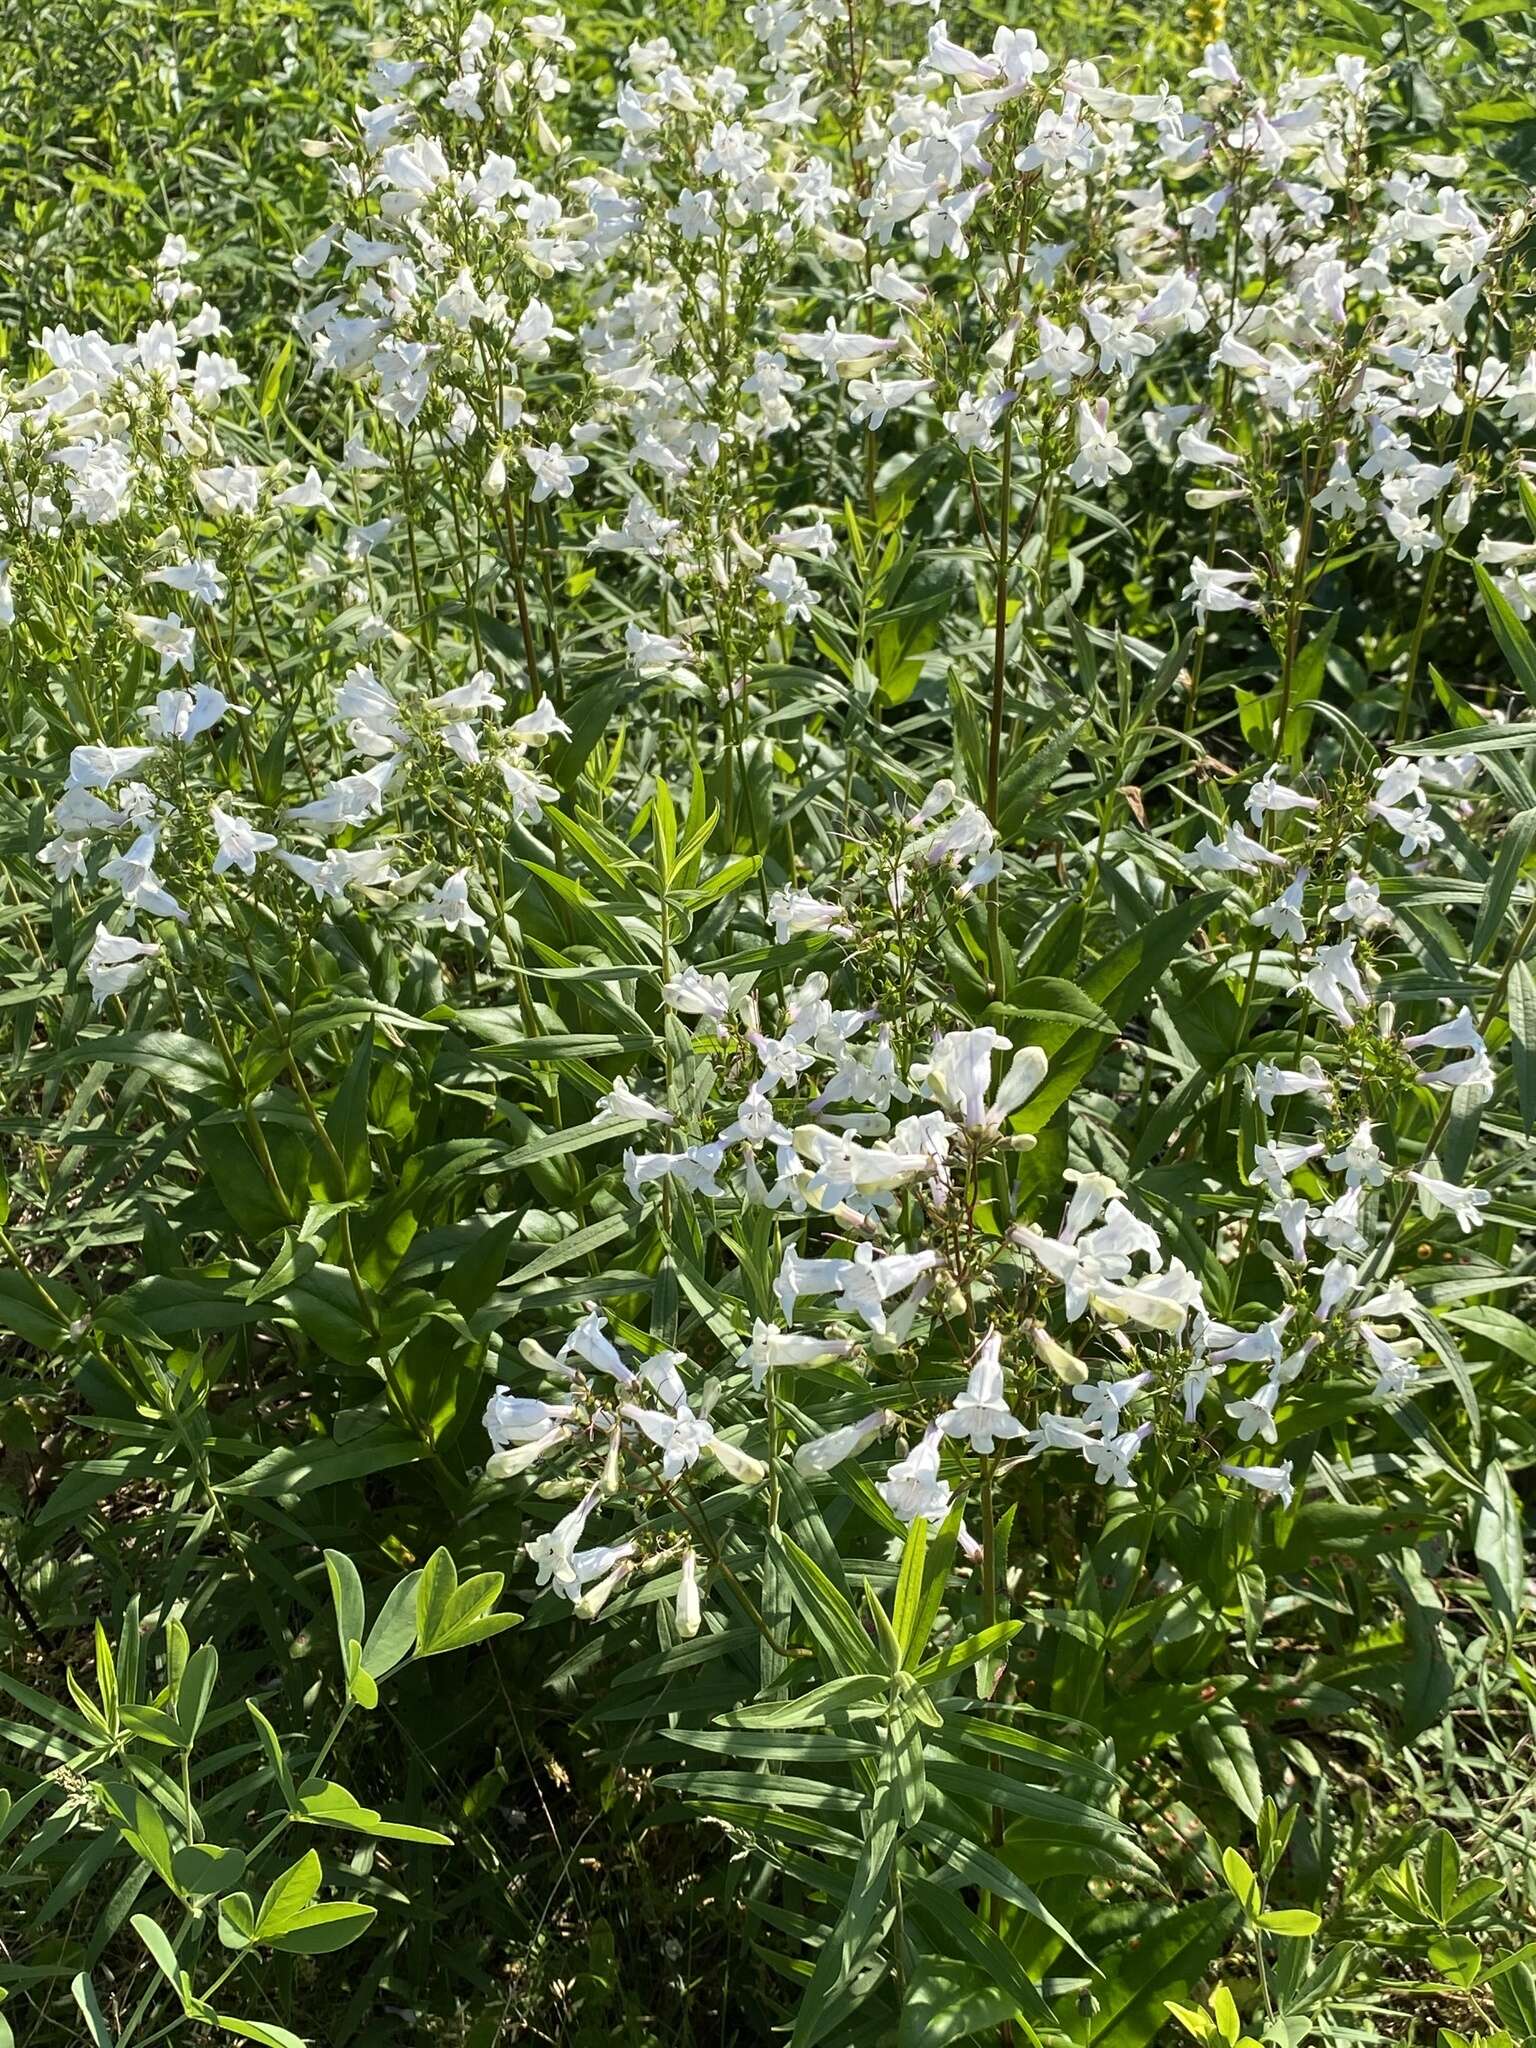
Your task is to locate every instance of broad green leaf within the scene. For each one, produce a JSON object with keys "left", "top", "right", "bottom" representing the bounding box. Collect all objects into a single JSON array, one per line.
[
  {"left": 130, "top": 1915, "right": 183, "bottom": 1991},
  {"left": 295, "top": 1777, "right": 451, "bottom": 1845},
  {"left": 171, "top": 1844, "right": 247, "bottom": 1899},
  {"left": 70, "top": 1972, "right": 116, "bottom": 2048},
  {"left": 254, "top": 1849, "right": 322, "bottom": 1939},
  {"left": 414, "top": 1547, "right": 518, "bottom": 1657},
  {"left": 361, "top": 1569, "right": 422, "bottom": 1679},
  {"left": 323, "top": 1549, "right": 366, "bottom": 1674},
  {"left": 1472, "top": 1464, "right": 1524, "bottom": 1642},
  {"left": 324, "top": 1020, "right": 373, "bottom": 1201},
  {"left": 1184, "top": 1702, "right": 1263, "bottom": 1822},
  {"left": 1069, "top": 1898, "right": 1239, "bottom": 2048},
  {"left": 262, "top": 1902, "right": 377, "bottom": 1956},
  {"left": 213, "top": 2017, "right": 309, "bottom": 2048}
]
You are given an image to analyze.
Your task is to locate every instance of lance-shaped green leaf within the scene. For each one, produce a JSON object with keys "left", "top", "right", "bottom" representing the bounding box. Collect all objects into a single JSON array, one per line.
[{"left": 773, "top": 1532, "right": 880, "bottom": 1676}]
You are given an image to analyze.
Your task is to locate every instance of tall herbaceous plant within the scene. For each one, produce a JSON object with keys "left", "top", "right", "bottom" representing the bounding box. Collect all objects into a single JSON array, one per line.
[{"left": 1, "top": 0, "right": 1534, "bottom": 2043}]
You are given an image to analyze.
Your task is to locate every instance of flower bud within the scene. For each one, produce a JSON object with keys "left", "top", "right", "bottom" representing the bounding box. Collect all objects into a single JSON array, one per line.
[
  {"left": 601, "top": 1425, "right": 624, "bottom": 1495},
  {"left": 676, "top": 1550, "right": 701, "bottom": 1639},
  {"left": 574, "top": 1559, "right": 633, "bottom": 1620},
  {"left": 1030, "top": 1323, "right": 1088, "bottom": 1385}
]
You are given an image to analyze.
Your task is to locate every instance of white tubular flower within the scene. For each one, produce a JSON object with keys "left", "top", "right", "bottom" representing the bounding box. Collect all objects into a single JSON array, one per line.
[
  {"left": 1013, "top": 1183, "right": 1180, "bottom": 1327},
  {"left": 781, "top": 321, "right": 902, "bottom": 376},
  {"left": 1224, "top": 1375, "right": 1282, "bottom": 1444},
  {"left": 278, "top": 847, "right": 398, "bottom": 904},
  {"left": 1221, "top": 1460, "right": 1294, "bottom": 1508},
  {"left": 413, "top": 869, "right": 487, "bottom": 935},
  {"left": 525, "top": 1490, "right": 634, "bottom": 1608},
  {"left": 738, "top": 1320, "right": 852, "bottom": 1391},
  {"left": 623, "top": 1142, "right": 727, "bottom": 1201},
  {"left": 1177, "top": 426, "right": 1242, "bottom": 471},
  {"left": 622, "top": 1403, "right": 766, "bottom": 1486},
  {"left": 1183, "top": 558, "right": 1261, "bottom": 622},
  {"left": 1261, "top": 1195, "right": 1312, "bottom": 1263},
  {"left": 571, "top": 1551, "right": 637, "bottom": 1619},
  {"left": 556, "top": 1307, "right": 633, "bottom": 1386},
  {"left": 333, "top": 666, "right": 406, "bottom": 756},
  {"left": 774, "top": 1245, "right": 856, "bottom": 1324},
  {"left": 1245, "top": 771, "right": 1319, "bottom": 828},
  {"left": 878, "top": 1427, "right": 952, "bottom": 1524},
  {"left": 661, "top": 966, "right": 732, "bottom": 1024},
  {"left": 39, "top": 837, "right": 88, "bottom": 882},
  {"left": 622, "top": 1402, "right": 712, "bottom": 1478},
  {"left": 792, "top": 1127, "right": 932, "bottom": 1219},
  {"left": 1090, "top": 1260, "right": 1204, "bottom": 1336},
  {"left": 1249, "top": 869, "right": 1309, "bottom": 948},
  {"left": 1069, "top": 399, "right": 1132, "bottom": 488},
  {"left": 1406, "top": 1169, "right": 1491, "bottom": 1234},
  {"left": 431, "top": 670, "right": 506, "bottom": 717},
  {"left": 1071, "top": 1372, "right": 1153, "bottom": 1435},
  {"left": 1023, "top": 1411, "right": 1099, "bottom": 1460},
  {"left": 127, "top": 612, "right": 197, "bottom": 676},
  {"left": 849, "top": 374, "right": 934, "bottom": 429},
  {"left": 522, "top": 442, "right": 589, "bottom": 502},
  {"left": 286, "top": 758, "right": 399, "bottom": 830},
  {"left": 1251, "top": 1140, "right": 1324, "bottom": 1197},
  {"left": 1189, "top": 824, "right": 1286, "bottom": 874},
  {"left": 1330, "top": 875, "right": 1388, "bottom": 928},
  {"left": 636, "top": 1350, "right": 690, "bottom": 1412},
  {"left": 757, "top": 552, "right": 814, "bottom": 620},
  {"left": 1317, "top": 1255, "right": 1360, "bottom": 1320},
  {"left": 1081, "top": 1424, "right": 1151, "bottom": 1489},
  {"left": 793, "top": 1409, "right": 893, "bottom": 1476},
  {"left": 1325, "top": 1120, "right": 1385, "bottom": 1189},
  {"left": 273, "top": 465, "right": 336, "bottom": 515},
  {"left": 1315, "top": 1184, "right": 1369, "bottom": 1254},
  {"left": 1300, "top": 938, "right": 1369, "bottom": 1031},
  {"left": 101, "top": 832, "right": 188, "bottom": 924},
  {"left": 67, "top": 744, "right": 156, "bottom": 791},
  {"left": 146, "top": 683, "right": 241, "bottom": 741},
  {"left": 1402, "top": 1008, "right": 1495, "bottom": 1095},
  {"left": 507, "top": 696, "right": 572, "bottom": 745},
  {"left": 595, "top": 1078, "right": 673, "bottom": 1127},
  {"left": 85, "top": 924, "right": 160, "bottom": 1008},
  {"left": 938, "top": 1330, "right": 1024, "bottom": 1454},
  {"left": 910, "top": 1027, "right": 1048, "bottom": 1132},
  {"left": 768, "top": 887, "right": 851, "bottom": 945},
  {"left": 1251, "top": 1057, "right": 1332, "bottom": 1118},
  {"left": 53, "top": 788, "right": 125, "bottom": 837},
  {"left": 833, "top": 1243, "right": 940, "bottom": 1334},
  {"left": 1359, "top": 1324, "right": 1419, "bottom": 1398},
  {"left": 483, "top": 1387, "right": 575, "bottom": 1463},
  {"left": 497, "top": 757, "right": 559, "bottom": 823}
]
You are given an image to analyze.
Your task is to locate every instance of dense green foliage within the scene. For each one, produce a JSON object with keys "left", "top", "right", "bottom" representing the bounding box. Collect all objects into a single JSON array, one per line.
[{"left": 1, "top": 0, "right": 1535, "bottom": 2044}]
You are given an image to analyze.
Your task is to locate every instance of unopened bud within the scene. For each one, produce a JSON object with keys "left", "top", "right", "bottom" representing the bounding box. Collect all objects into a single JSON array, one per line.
[
  {"left": 675, "top": 1550, "right": 701, "bottom": 1639},
  {"left": 1030, "top": 1323, "right": 1088, "bottom": 1385},
  {"left": 601, "top": 1426, "right": 624, "bottom": 1495},
  {"left": 574, "top": 1559, "right": 633, "bottom": 1620}
]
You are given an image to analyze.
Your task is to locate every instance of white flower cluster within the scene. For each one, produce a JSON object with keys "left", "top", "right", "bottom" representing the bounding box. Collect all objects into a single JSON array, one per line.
[
  {"left": 2, "top": 6, "right": 1527, "bottom": 1653},
  {"left": 487, "top": 905, "right": 1505, "bottom": 1631}
]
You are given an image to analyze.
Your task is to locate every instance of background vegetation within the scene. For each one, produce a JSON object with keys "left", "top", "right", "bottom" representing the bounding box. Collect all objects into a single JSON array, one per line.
[{"left": 1, "top": 0, "right": 1534, "bottom": 2044}]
